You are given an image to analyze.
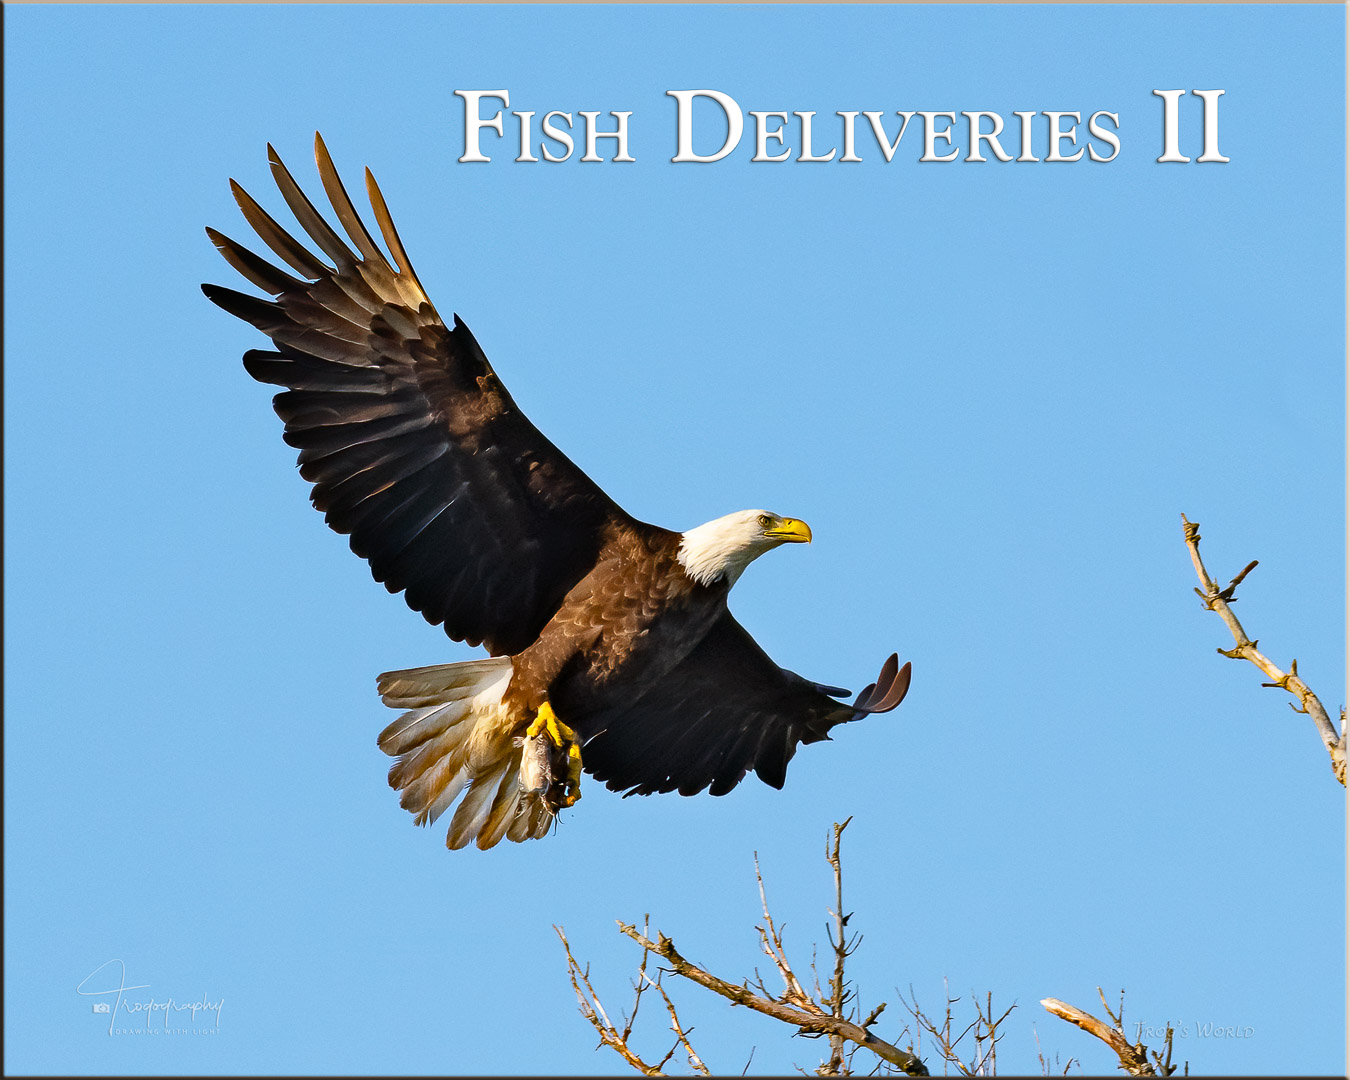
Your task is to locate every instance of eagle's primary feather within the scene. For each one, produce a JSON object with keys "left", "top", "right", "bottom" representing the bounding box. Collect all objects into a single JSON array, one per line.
[{"left": 204, "top": 134, "right": 911, "bottom": 850}]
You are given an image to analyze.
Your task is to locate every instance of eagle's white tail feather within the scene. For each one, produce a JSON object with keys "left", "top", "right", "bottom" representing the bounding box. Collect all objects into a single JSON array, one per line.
[
  {"left": 379, "top": 699, "right": 476, "bottom": 757},
  {"left": 377, "top": 657, "right": 516, "bottom": 708},
  {"left": 515, "top": 797, "right": 552, "bottom": 842},
  {"left": 477, "top": 760, "right": 529, "bottom": 849},
  {"left": 406, "top": 765, "right": 470, "bottom": 826},
  {"left": 447, "top": 760, "right": 510, "bottom": 849},
  {"left": 376, "top": 656, "right": 557, "bottom": 849},
  {"left": 506, "top": 804, "right": 532, "bottom": 843},
  {"left": 388, "top": 721, "right": 464, "bottom": 790}
]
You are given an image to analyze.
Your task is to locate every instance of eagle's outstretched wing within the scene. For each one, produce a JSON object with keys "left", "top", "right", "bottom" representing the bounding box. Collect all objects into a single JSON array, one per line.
[
  {"left": 203, "top": 134, "right": 639, "bottom": 656},
  {"left": 581, "top": 613, "right": 912, "bottom": 797}
]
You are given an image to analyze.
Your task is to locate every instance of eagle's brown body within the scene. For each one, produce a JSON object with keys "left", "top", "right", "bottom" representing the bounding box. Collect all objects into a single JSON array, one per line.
[
  {"left": 504, "top": 526, "right": 721, "bottom": 722},
  {"left": 204, "top": 134, "right": 911, "bottom": 849}
]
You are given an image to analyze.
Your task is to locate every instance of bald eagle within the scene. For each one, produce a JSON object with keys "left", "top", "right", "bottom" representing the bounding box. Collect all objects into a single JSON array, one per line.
[{"left": 203, "top": 135, "right": 912, "bottom": 851}]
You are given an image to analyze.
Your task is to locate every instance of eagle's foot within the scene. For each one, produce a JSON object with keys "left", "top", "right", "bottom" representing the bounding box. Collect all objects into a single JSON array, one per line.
[
  {"left": 526, "top": 701, "right": 583, "bottom": 810},
  {"left": 527, "top": 700, "right": 576, "bottom": 748},
  {"left": 558, "top": 741, "right": 583, "bottom": 807}
]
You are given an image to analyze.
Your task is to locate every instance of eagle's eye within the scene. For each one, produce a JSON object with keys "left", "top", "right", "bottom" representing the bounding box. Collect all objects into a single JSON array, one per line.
[{"left": 757, "top": 514, "right": 773, "bottom": 528}]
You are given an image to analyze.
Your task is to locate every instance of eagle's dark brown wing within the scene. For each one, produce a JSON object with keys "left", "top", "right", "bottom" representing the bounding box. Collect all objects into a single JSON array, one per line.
[
  {"left": 203, "top": 134, "right": 639, "bottom": 656},
  {"left": 581, "top": 612, "right": 911, "bottom": 797}
]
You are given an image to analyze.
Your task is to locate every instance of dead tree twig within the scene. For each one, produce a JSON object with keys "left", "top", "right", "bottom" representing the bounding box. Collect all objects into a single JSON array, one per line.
[
  {"left": 752, "top": 854, "right": 814, "bottom": 1011},
  {"left": 644, "top": 969, "right": 711, "bottom": 1075},
  {"left": 1033, "top": 1022, "right": 1078, "bottom": 1076},
  {"left": 562, "top": 825, "right": 1193, "bottom": 1076},
  {"left": 1180, "top": 514, "right": 1345, "bottom": 785},
  {"left": 616, "top": 921, "right": 927, "bottom": 1076},
  {"left": 824, "top": 817, "right": 855, "bottom": 1073},
  {"left": 557, "top": 918, "right": 711, "bottom": 1076},
  {"left": 898, "top": 981, "right": 1015, "bottom": 1076},
  {"left": 1041, "top": 990, "right": 1180, "bottom": 1076},
  {"left": 577, "top": 821, "right": 927, "bottom": 1076}
]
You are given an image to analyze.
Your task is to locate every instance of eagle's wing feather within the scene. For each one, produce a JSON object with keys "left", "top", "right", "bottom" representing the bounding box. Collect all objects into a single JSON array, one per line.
[
  {"left": 204, "top": 135, "right": 637, "bottom": 656},
  {"left": 581, "top": 613, "right": 911, "bottom": 797}
]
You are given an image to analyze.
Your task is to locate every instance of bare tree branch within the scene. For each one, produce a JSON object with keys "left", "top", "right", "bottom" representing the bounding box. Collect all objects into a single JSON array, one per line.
[
  {"left": 824, "top": 817, "right": 855, "bottom": 1074},
  {"left": 901, "top": 982, "right": 965, "bottom": 1076},
  {"left": 643, "top": 969, "right": 712, "bottom": 1076},
  {"left": 898, "top": 981, "right": 1014, "bottom": 1077},
  {"left": 1180, "top": 514, "right": 1346, "bottom": 785},
  {"left": 616, "top": 920, "right": 927, "bottom": 1075},
  {"left": 592, "top": 825, "right": 927, "bottom": 1076},
  {"left": 1033, "top": 1022, "right": 1078, "bottom": 1076},
  {"left": 1040, "top": 991, "right": 1180, "bottom": 1077},
  {"left": 557, "top": 922, "right": 668, "bottom": 1075},
  {"left": 972, "top": 991, "right": 1016, "bottom": 1075},
  {"left": 753, "top": 854, "right": 814, "bottom": 1010},
  {"left": 564, "top": 825, "right": 1201, "bottom": 1076}
]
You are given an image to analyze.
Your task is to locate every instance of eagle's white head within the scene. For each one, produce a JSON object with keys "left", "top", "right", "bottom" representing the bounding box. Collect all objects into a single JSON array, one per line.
[{"left": 677, "top": 509, "right": 812, "bottom": 588}]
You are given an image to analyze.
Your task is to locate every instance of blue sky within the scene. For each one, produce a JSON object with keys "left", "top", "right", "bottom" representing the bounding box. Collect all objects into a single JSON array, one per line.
[{"left": 4, "top": 4, "right": 1344, "bottom": 1075}]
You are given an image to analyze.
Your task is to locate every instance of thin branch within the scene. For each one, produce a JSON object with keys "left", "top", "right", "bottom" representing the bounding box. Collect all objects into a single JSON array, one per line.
[
  {"left": 644, "top": 969, "right": 712, "bottom": 1076},
  {"left": 625, "top": 916, "right": 655, "bottom": 1043},
  {"left": 1041, "top": 993, "right": 1178, "bottom": 1077},
  {"left": 1033, "top": 1022, "right": 1078, "bottom": 1076},
  {"left": 1098, "top": 986, "right": 1125, "bottom": 1031},
  {"left": 557, "top": 923, "right": 667, "bottom": 1075},
  {"left": 754, "top": 854, "right": 814, "bottom": 1010},
  {"left": 1180, "top": 514, "right": 1345, "bottom": 785},
  {"left": 899, "top": 981, "right": 1012, "bottom": 1078},
  {"left": 1153, "top": 1023, "right": 1176, "bottom": 1078},
  {"left": 825, "top": 816, "right": 855, "bottom": 1075},
  {"left": 616, "top": 921, "right": 928, "bottom": 1076},
  {"left": 972, "top": 991, "right": 1016, "bottom": 1076}
]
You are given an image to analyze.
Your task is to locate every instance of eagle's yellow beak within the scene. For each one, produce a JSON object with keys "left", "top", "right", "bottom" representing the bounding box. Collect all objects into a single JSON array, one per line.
[{"left": 769, "top": 517, "right": 812, "bottom": 544}]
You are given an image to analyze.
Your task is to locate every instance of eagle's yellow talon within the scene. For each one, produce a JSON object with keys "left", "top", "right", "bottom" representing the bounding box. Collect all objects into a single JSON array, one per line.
[
  {"left": 561, "top": 747, "right": 582, "bottom": 805},
  {"left": 564, "top": 743, "right": 583, "bottom": 787},
  {"left": 525, "top": 707, "right": 547, "bottom": 740},
  {"left": 528, "top": 700, "right": 576, "bottom": 747},
  {"left": 527, "top": 701, "right": 584, "bottom": 810}
]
